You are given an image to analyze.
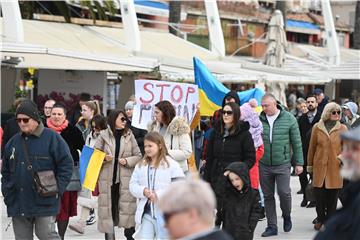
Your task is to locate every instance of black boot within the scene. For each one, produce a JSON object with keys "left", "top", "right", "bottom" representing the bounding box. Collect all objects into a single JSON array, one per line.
[
  {"left": 105, "top": 232, "right": 115, "bottom": 240},
  {"left": 57, "top": 220, "right": 69, "bottom": 240},
  {"left": 124, "top": 227, "right": 135, "bottom": 240}
]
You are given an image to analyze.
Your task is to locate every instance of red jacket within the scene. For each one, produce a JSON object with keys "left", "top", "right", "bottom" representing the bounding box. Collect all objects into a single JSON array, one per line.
[{"left": 250, "top": 144, "right": 264, "bottom": 189}]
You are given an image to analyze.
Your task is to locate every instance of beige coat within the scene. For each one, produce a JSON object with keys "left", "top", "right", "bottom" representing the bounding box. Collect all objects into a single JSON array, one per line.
[
  {"left": 307, "top": 120, "right": 347, "bottom": 189},
  {"left": 94, "top": 128, "right": 142, "bottom": 232}
]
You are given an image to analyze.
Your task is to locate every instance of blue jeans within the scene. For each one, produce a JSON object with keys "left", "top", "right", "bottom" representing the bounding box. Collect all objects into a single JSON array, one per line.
[{"left": 134, "top": 214, "right": 168, "bottom": 239}]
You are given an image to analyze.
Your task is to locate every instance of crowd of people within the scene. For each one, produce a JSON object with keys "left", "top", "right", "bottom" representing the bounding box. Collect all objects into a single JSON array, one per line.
[{"left": 1, "top": 88, "right": 360, "bottom": 240}]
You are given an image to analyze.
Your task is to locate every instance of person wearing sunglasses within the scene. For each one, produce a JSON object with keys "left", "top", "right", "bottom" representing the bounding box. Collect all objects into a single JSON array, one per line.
[
  {"left": 203, "top": 102, "right": 256, "bottom": 228},
  {"left": 314, "top": 126, "right": 360, "bottom": 240},
  {"left": 93, "top": 110, "right": 142, "bottom": 240},
  {"left": 70, "top": 114, "right": 108, "bottom": 235},
  {"left": 2, "top": 100, "right": 73, "bottom": 239},
  {"left": 307, "top": 102, "right": 348, "bottom": 230}
]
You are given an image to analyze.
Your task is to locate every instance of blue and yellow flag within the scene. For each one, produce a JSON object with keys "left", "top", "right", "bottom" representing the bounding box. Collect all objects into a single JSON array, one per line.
[
  {"left": 79, "top": 145, "right": 106, "bottom": 191},
  {"left": 193, "top": 57, "right": 264, "bottom": 116}
]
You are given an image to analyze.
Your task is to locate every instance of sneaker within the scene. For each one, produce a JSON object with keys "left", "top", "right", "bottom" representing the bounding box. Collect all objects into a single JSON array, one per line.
[
  {"left": 261, "top": 226, "right": 278, "bottom": 237},
  {"left": 306, "top": 201, "right": 316, "bottom": 208},
  {"left": 314, "top": 222, "right": 323, "bottom": 231},
  {"left": 86, "top": 208, "right": 96, "bottom": 226},
  {"left": 300, "top": 199, "right": 308, "bottom": 207},
  {"left": 69, "top": 221, "right": 85, "bottom": 234},
  {"left": 283, "top": 216, "right": 292, "bottom": 232}
]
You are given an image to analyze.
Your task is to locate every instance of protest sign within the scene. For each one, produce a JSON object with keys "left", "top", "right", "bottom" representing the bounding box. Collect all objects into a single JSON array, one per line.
[{"left": 132, "top": 80, "right": 199, "bottom": 130}]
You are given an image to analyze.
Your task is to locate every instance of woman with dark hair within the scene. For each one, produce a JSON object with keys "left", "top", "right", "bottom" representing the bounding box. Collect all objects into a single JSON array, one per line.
[
  {"left": 148, "top": 100, "right": 192, "bottom": 173},
  {"left": 204, "top": 102, "right": 256, "bottom": 227},
  {"left": 47, "top": 103, "right": 85, "bottom": 239},
  {"left": 69, "top": 114, "right": 108, "bottom": 234},
  {"left": 94, "top": 110, "right": 142, "bottom": 240}
]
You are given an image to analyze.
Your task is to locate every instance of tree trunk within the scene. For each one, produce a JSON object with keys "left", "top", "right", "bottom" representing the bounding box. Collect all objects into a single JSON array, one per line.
[
  {"left": 168, "top": 0, "right": 181, "bottom": 36},
  {"left": 276, "top": 0, "right": 287, "bottom": 29},
  {"left": 354, "top": 0, "right": 360, "bottom": 49}
]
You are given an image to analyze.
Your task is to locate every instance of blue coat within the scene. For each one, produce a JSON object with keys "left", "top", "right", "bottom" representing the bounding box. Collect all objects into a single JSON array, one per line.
[{"left": 1, "top": 123, "right": 73, "bottom": 217}]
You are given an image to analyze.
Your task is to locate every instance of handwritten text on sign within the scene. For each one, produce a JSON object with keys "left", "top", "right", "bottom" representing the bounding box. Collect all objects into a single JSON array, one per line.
[{"left": 132, "top": 80, "right": 199, "bottom": 130}]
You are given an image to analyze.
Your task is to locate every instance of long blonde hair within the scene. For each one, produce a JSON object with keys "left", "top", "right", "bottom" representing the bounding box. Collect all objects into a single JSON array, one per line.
[{"left": 141, "top": 132, "right": 169, "bottom": 168}]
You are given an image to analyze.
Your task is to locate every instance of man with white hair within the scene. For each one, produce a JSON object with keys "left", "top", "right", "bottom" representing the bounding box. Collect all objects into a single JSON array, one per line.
[
  {"left": 315, "top": 126, "right": 360, "bottom": 240},
  {"left": 158, "top": 179, "right": 232, "bottom": 240}
]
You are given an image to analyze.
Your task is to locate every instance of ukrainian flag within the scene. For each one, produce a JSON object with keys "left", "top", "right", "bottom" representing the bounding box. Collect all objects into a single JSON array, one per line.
[
  {"left": 193, "top": 57, "right": 264, "bottom": 116},
  {"left": 79, "top": 145, "right": 106, "bottom": 191}
]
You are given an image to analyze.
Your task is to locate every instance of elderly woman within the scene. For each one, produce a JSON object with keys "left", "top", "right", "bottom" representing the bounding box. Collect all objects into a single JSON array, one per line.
[
  {"left": 307, "top": 102, "right": 348, "bottom": 230},
  {"left": 47, "top": 103, "right": 84, "bottom": 240},
  {"left": 148, "top": 100, "right": 192, "bottom": 173},
  {"left": 94, "top": 110, "right": 142, "bottom": 240}
]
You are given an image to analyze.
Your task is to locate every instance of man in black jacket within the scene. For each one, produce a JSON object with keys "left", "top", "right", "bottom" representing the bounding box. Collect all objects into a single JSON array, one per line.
[
  {"left": 315, "top": 126, "right": 360, "bottom": 240},
  {"left": 298, "top": 94, "right": 321, "bottom": 208}
]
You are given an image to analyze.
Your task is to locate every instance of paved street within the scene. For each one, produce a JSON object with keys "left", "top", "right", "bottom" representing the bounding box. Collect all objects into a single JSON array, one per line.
[{"left": 1, "top": 176, "right": 320, "bottom": 240}]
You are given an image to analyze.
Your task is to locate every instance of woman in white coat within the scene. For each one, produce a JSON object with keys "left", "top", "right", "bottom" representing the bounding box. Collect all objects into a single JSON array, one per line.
[{"left": 148, "top": 100, "right": 192, "bottom": 173}]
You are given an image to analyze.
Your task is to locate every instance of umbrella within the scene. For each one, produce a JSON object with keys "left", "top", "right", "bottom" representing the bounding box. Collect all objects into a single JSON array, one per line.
[{"left": 264, "top": 10, "right": 288, "bottom": 106}]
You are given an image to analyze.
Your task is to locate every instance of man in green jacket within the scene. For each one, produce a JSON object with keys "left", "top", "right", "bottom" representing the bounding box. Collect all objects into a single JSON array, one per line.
[{"left": 259, "top": 94, "right": 304, "bottom": 237}]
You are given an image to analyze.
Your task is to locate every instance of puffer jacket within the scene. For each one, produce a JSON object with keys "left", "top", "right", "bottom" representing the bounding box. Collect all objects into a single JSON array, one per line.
[
  {"left": 129, "top": 156, "right": 184, "bottom": 225},
  {"left": 223, "top": 162, "right": 261, "bottom": 240},
  {"left": 240, "top": 102, "right": 263, "bottom": 148},
  {"left": 94, "top": 128, "right": 142, "bottom": 231},
  {"left": 1, "top": 123, "right": 73, "bottom": 217},
  {"left": 148, "top": 117, "right": 192, "bottom": 172},
  {"left": 259, "top": 104, "right": 303, "bottom": 166}
]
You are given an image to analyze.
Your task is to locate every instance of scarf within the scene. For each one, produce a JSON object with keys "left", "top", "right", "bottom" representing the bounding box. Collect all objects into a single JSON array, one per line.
[
  {"left": 324, "top": 120, "right": 337, "bottom": 133},
  {"left": 47, "top": 118, "right": 69, "bottom": 133}
]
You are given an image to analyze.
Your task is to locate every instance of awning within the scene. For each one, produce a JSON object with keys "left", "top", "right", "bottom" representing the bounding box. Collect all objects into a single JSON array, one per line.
[
  {"left": 1, "top": 51, "right": 152, "bottom": 72},
  {"left": 134, "top": 0, "right": 169, "bottom": 17},
  {"left": 286, "top": 20, "right": 320, "bottom": 35},
  {"left": 285, "top": 44, "right": 360, "bottom": 80}
]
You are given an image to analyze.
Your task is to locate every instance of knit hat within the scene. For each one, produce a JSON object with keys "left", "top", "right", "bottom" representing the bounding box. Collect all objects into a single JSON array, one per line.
[
  {"left": 16, "top": 100, "right": 41, "bottom": 123},
  {"left": 342, "top": 102, "right": 359, "bottom": 117},
  {"left": 125, "top": 101, "right": 134, "bottom": 110}
]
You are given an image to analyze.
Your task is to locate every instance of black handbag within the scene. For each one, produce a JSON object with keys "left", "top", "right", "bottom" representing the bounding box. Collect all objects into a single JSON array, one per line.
[
  {"left": 66, "top": 166, "right": 81, "bottom": 191},
  {"left": 22, "top": 138, "right": 58, "bottom": 197},
  {"left": 305, "top": 179, "right": 316, "bottom": 202}
]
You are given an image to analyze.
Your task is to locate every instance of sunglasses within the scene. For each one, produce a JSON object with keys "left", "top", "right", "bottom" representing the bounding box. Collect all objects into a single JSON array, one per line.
[
  {"left": 16, "top": 118, "right": 31, "bottom": 124},
  {"left": 120, "top": 117, "right": 127, "bottom": 122},
  {"left": 331, "top": 110, "right": 341, "bottom": 116},
  {"left": 222, "top": 110, "right": 233, "bottom": 116}
]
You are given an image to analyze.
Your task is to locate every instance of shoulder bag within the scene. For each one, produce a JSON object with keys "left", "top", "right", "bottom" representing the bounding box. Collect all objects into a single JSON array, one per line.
[{"left": 22, "top": 138, "right": 58, "bottom": 197}]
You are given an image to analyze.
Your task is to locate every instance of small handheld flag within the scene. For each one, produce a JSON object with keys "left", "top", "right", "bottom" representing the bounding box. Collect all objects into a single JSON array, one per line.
[{"left": 79, "top": 145, "right": 106, "bottom": 191}]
